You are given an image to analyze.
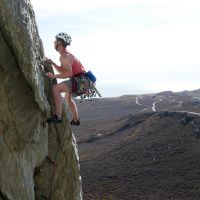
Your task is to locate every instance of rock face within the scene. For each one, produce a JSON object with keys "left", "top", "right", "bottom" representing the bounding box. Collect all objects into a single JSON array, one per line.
[{"left": 0, "top": 0, "right": 82, "bottom": 199}]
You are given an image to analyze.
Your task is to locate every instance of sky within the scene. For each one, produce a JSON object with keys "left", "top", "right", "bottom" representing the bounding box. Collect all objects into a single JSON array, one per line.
[{"left": 31, "top": 0, "right": 200, "bottom": 97}]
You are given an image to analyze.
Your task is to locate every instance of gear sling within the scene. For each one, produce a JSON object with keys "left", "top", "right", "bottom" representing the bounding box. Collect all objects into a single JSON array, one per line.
[{"left": 72, "top": 70, "right": 101, "bottom": 100}]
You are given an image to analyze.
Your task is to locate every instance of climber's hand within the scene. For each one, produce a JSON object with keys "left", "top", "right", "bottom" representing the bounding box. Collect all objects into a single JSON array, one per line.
[
  {"left": 46, "top": 72, "right": 56, "bottom": 79},
  {"left": 43, "top": 58, "right": 53, "bottom": 64}
]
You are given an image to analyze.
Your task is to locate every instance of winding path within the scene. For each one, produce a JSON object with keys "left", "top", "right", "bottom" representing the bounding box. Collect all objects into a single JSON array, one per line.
[
  {"left": 152, "top": 99, "right": 163, "bottom": 112},
  {"left": 135, "top": 96, "right": 200, "bottom": 116}
]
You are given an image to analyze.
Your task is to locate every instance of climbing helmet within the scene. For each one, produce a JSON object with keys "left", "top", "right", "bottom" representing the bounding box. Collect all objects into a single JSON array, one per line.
[{"left": 55, "top": 32, "right": 72, "bottom": 45}]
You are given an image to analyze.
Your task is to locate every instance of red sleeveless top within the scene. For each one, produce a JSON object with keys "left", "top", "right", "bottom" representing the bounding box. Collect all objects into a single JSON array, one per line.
[{"left": 67, "top": 50, "right": 86, "bottom": 76}]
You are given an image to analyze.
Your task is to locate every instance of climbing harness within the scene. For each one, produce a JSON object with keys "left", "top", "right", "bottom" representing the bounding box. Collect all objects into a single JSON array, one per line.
[{"left": 72, "top": 70, "right": 102, "bottom": 101}]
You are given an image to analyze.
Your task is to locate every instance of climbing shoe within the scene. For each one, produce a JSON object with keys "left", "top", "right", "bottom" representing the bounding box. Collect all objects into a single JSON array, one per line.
[
  {"left": 70, "top": 119, "right": 80, "bottom": 126},
  {"left": 47, "top": 114, "right": 63, "bottom": 123}
]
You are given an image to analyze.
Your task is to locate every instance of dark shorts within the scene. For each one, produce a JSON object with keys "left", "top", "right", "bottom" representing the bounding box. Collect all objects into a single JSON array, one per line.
[
  {"left": 62, "top": 79, "right": 77, "bottom": 97},
  {"left": 63, "top": 79, "right": 73, "bottom": 92}
]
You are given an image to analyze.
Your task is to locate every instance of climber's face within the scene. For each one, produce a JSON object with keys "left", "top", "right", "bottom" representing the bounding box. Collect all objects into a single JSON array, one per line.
[{"left": 54, "top": 39, "right": 62, "bottom": 50}]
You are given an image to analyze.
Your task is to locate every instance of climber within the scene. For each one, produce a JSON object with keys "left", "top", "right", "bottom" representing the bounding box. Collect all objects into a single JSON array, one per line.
[{"left": 45, "top": 32, "right": 86, "bottom": 125}]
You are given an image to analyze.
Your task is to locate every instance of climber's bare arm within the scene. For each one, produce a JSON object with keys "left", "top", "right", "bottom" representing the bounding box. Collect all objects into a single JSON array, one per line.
[
  {"left": 46, "top": 55, "right": 73, "bottom": 79},
  {"left": 44, "top": 58, "right": 63, "bottom": 73}
]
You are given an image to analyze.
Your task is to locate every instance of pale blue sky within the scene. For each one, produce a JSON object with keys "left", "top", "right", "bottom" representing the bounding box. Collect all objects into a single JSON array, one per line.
[{"left": 31, "top": 0, "right": 200, "bottom": 97}]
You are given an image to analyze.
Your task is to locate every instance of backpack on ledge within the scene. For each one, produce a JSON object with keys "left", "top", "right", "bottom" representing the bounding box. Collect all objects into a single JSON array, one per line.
[{"left": 72, "top": 70, "right": 102, "bottom": 100}]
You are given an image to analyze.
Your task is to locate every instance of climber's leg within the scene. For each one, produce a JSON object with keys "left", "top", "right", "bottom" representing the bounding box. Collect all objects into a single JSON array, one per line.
[
  {"left": 47, "top": 82, "right": 70, "bottom": 123},
  {"left": 65, "top": 93, "right": 80, "bottom": 126}
]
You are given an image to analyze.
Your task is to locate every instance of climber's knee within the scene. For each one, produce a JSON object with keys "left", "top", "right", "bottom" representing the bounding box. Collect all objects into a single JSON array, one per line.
[{"left": 53, "top": 83, "right": 69, "bottom": 94}]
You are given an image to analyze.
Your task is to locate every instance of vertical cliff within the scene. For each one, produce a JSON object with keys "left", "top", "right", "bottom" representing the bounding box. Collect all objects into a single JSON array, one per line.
[{"left": 0, "top": 0, "right": 82, "bottom": 199}]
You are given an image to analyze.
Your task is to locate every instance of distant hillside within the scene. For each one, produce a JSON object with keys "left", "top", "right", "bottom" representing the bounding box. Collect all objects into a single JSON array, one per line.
[
  {"left": 79, "top": 112, "right": 200, "bottom": 200},
  {"left": 72, "top": 89, "right": 200, "bottom": 200}
]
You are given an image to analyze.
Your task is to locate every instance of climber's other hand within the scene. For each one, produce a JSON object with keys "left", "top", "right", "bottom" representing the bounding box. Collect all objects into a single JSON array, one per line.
[{"left": 46, "top": 72, "right": 55, "bottom": 79}]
